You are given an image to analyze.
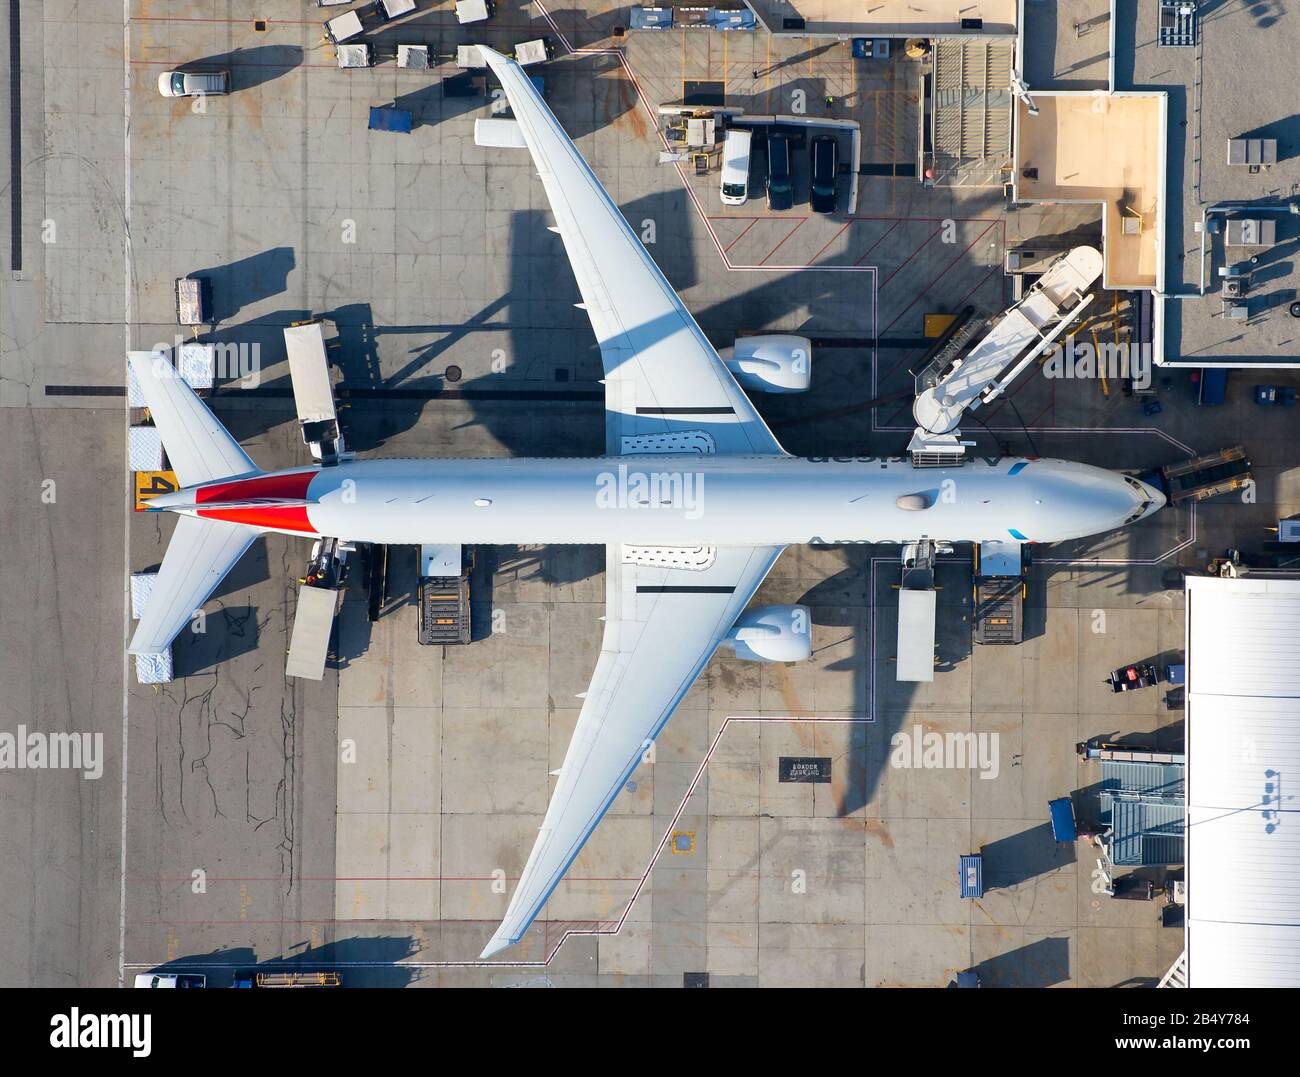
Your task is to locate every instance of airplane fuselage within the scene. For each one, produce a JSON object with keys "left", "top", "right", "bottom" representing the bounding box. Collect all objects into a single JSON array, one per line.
[{"left": 164, "top": 455, "right": 1165, "bottom": 547}]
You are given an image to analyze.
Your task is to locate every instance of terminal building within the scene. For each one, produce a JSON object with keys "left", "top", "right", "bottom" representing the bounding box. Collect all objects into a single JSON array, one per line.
[
  {"left": 1169, "top": 576, "right": 1300, "bottom": 988},
  {"left": 733, "top": 0, "right": 1298, "bottom": 367}
]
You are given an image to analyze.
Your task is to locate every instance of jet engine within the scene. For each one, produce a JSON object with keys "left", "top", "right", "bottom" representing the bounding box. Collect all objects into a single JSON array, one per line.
[
  {"left": 723, "top": 604, "right": 812, "bottom": 663},
  {"left": 718, "top": 335, "right": 812, "bottom": 393}
]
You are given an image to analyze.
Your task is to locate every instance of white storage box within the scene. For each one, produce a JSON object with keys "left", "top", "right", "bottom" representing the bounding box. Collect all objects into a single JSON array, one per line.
[
  {"left": 456, "top": 0, "right": 491, "bottom": 23},
  {"left": 397, "top": 44, "right": 430, "bottom": 68},
  {"left": 135, "top": 651, "right": 174, "bottom": 685},
  {"left": 177, "top": 342, "right": 215, "bottom": 388},
  {"left": 128, "top": 426, "right": 165, "bottom": 471}
]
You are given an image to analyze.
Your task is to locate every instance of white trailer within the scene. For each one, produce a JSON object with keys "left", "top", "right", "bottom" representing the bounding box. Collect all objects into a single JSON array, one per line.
[
  {"left": 283, "top": 321, "right": 344, "bottom": 464},
  {"left": 896, "top": 589, "right": 937, "bottom": 682},
  {"left": 286, "top": 585, "right": 341, "bottom": 680}
]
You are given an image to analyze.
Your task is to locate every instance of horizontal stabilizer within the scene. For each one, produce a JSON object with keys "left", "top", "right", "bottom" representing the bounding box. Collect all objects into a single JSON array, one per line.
[
  {"left": 127, "top": 351, "right": 258, "bottom": 487},
  {"left": 128, "top": 515, "right": 258, "bottom": 655}
]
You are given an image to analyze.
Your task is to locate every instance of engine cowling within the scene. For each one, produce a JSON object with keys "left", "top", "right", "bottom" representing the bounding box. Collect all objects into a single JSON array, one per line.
[
  {"left": 719, "top": 335, "right": 812, "bottom": 393},
  {"left": 724, "top": 604, "right": 812, "bottom": 663}
]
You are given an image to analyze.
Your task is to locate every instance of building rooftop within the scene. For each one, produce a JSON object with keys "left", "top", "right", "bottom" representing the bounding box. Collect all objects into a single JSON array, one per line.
[
  {"left": 1014, "top": 92, "right": 1165, "bottom": 289},
  {"left": 1119, "top": 0, "right": 1300, "bottom": 365},
  {"left": 744, "top": 0, "right": 1017, "bottom": 38},
  {"left": 1185, "top": 576, "right": 1300, "bottom": 988}
]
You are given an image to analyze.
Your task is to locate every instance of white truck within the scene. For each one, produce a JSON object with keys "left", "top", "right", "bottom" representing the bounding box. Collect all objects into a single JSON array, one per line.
[{"left": 283, "top": 321, "right": 345, "bottom": 465}]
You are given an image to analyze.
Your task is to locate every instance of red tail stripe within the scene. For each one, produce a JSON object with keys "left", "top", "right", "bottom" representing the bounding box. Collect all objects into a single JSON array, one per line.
[
  {"left": 194, "top": 471, "right": 315, "bottom": 503},
  {"left": 196, "top": 505, "right": 317, "bottom": 534}
]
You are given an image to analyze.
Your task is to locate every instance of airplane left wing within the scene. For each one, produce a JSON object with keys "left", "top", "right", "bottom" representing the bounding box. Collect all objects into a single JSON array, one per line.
[
  {"left": 480, "top": 542, "right": 784, "bottom": 958},
  {"left": 479, "top": 47, "right": 787, "bottom": 457}
]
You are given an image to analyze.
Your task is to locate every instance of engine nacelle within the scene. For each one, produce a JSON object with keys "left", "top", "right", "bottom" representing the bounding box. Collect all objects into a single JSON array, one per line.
[
  {"left": 724, "top": 604, "right": 812, "bottom": 663},
  {"left": 719, "top": 335, "right": 812, "bottom": 393}
]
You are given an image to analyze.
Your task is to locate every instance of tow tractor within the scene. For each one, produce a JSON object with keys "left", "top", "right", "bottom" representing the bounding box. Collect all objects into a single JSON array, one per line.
[{"left": 1106, "top": 662, "right": 1159, "bottom": 693}]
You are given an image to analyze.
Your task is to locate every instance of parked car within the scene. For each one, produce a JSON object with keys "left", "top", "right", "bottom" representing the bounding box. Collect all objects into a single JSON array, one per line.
[
  {"left": 134, "top": 973, "right": 207, "bottom": 988},
  {"left": 158, "top": 70, "right": 230, "bottom": 98},
  {"left": 809, "top": 135, "right": 838, "bottom": 214},
  {"left": 1254, "top": 384, "right": 1297, "bottom": 406},
  {"left": 719, "top": 128, "right": 753, "bottom": 206},
  {"left": 765, "top": 133, "right": 793, "bottom": 211}
]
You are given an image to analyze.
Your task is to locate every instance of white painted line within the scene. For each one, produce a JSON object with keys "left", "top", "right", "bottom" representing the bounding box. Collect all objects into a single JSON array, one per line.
[{"left": 118, "top": 0, "right": 133, "bottom": 990}]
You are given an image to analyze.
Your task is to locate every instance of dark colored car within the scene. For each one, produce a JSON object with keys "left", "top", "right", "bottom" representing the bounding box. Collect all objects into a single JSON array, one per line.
[
  {"left": 766, "top": 133, "right": 793, "bottom": 211},
  {"left": 810, "top": 135, "right": 838, "bottom": 214}
]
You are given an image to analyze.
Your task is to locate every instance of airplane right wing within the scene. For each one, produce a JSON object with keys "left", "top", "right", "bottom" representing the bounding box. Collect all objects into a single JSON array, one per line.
[
  {"left": 479, "top": 48, "right": 787, "bottom": 457},
  {"left": 480, "top": 542, "right": 784, "bottom": 958}
]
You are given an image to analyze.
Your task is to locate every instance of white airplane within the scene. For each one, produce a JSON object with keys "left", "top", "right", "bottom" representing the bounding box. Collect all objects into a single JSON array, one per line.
[{"left": 128, "top": 47, "right": 1165, "bottom": 959}]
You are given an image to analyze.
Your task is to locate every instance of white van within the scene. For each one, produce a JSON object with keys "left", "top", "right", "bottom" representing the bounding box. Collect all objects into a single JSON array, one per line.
[
  {"left": 157, "top": 70, "right": 229, "bottom": 98},
  {"left": 719, "top": 129, "right": 752, "bottom": 206}
]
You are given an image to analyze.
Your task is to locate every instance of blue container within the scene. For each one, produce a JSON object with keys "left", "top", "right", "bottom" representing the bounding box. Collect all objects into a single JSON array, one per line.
[
  {"left": 1048, "top": 796, "right": 1077, "bottom": 842},
  {"left": 958, "top": 854, "right": 983, "bottom": 898},
  {"left": 369, "top": 106, "right": 413, "bottom": 133}
]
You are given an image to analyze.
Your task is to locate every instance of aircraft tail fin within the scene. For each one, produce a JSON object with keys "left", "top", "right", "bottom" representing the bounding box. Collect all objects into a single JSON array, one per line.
[{"left": 128, "top": 351, "right": 259, "bottom": 487}]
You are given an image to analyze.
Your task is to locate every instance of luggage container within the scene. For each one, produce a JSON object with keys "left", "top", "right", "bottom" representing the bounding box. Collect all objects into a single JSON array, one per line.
[
  {"left": 324, "top": 9, "right": 365, "bottom": 42},
  {"left": 455, "top": 0, "right": 493, "bottom": 23},
  {"left": 514, "top": 37, "right": 555, "bottom": 66},
  {"left": 1048, "top": 797, "right": 1077, "bottom": 842},
  {"left": 175, "top": 276, "right": 210, "bottom": 326},
  {"left": 369, "top": 106, "right": 413, "bottom": 133},
  {"left": 958, "top": 854, "right": 984, "bottom": 898}
]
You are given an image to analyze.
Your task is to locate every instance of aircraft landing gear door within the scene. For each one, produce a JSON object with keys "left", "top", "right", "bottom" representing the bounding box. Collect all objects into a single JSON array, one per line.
[{"left": 283, "top": 320, "right": 346, "bottom": 466}]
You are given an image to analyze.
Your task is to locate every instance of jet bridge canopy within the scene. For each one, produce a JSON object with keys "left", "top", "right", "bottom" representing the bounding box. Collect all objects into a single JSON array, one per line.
[{"left": 909, "top": 246, "right": 1103, "bottom": 463}]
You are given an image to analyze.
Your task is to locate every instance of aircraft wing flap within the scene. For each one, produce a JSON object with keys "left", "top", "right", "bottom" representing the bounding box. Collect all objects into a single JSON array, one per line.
[
  {"left": 479, "top": 48, "right": 786, "bottom": 458},
  {"left": 480, "top": 542, "right": 785, "bottom": 958}
]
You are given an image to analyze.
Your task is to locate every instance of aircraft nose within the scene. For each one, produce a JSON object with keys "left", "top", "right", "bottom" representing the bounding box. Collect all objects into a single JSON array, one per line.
[{"left": 1141, "top": 480, "right": 1167, "bottom": 514}]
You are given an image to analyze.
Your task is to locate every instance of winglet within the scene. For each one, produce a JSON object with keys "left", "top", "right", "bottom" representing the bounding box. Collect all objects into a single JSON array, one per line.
[{"left": 478, "top": 929, "right": 516, "bottom": 960}]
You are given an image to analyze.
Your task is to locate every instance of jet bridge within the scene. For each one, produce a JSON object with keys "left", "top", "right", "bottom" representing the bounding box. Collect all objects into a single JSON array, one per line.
[{"left": 908, "top": 247, "right": 1103, "bottom": 466}]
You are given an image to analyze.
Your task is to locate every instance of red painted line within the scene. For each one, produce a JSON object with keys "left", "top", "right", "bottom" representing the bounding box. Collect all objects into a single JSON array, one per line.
[
  {"left": 133, "top": 875, "right": 641, "bottom": 883},
  {"left": 878, "top": 223, "right": 943, "bottom": 289},
  {"left": 875, "top": 261, "right": 1005, "bottom": 391},
  {"left": 806, "top": 220, "right": 851, "bottom": 265},
  {"left": 853, "top": 219, "right": 901, "bottom": 266},
  {"left": 847, "top": 215, "right": 998, "bottom": 224},
  {"left": 131, "top": 919, "right": 620, "bottom": 926},
  {"left": 880, "top": 222, "right": 998, "bottom": 337},
  {"left": 723, "top": 218, "right": 758, "bottom": 254},
  {"left": 758, "top": 217, "right": 808, "bottom": 266}
]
